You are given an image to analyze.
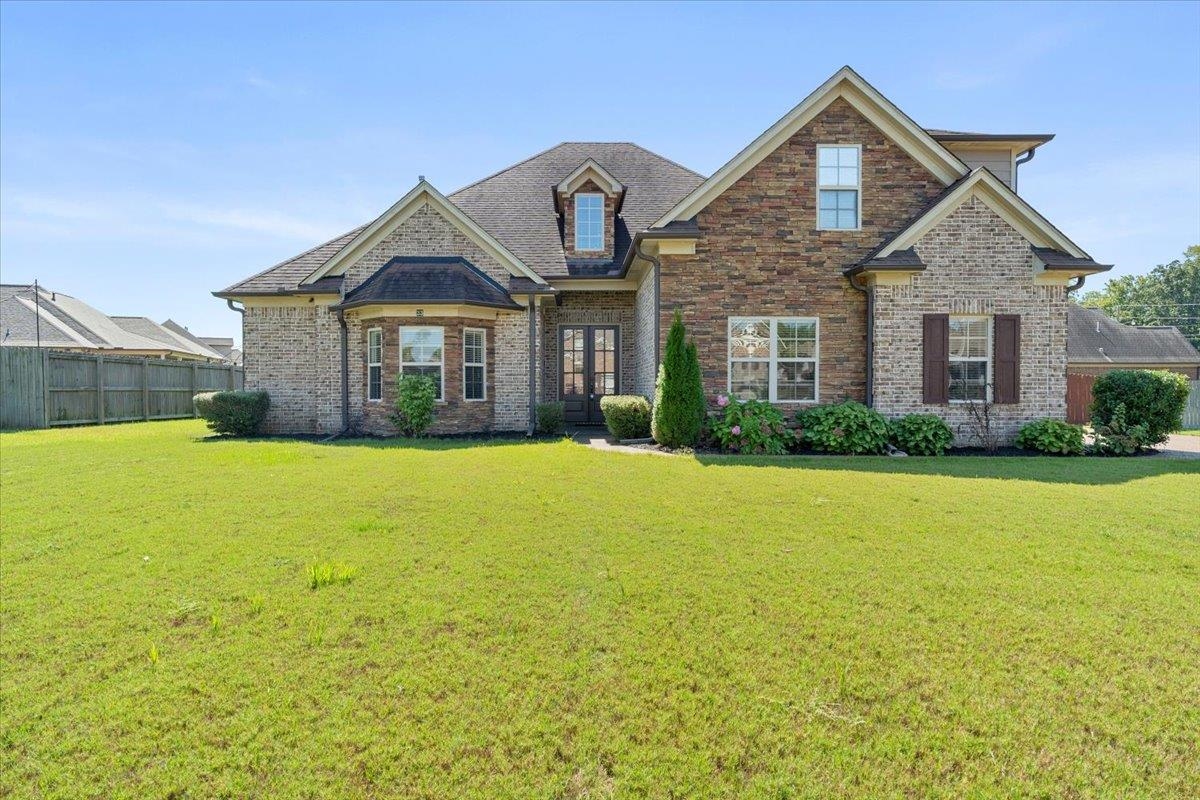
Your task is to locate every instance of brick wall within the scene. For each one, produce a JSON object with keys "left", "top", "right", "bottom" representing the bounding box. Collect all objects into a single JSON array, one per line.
[
  {"left": 633, "top": 269, "right": 658, "bottom": 398},
  {"left": 357, "top": 316, "right": 496, "bottom": 435},
  {"left": 873, "top": 196, "right": 1069, "bottom": 443},
  {"left": 539, "top": 291, "right": 635, "bottom": 402},
  {"left": 344, "top": 203, "right": 511, "bottom": 292},
  {"left": 561, "top": 179, "right": 616, "bottom": 261},
  {"left": 658, "top": 97, "right": 946, "bottom": 405},
  {"left": 494, "top": 308, "right": 534, "bottom": 431}
]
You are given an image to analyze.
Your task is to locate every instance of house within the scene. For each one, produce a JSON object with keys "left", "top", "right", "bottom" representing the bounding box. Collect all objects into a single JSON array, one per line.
[
  {"left": 1068, "top": 305, "right": 1200, "bottom": 379},
  {"left": 162, "top": 320, "right": 243, "bottom": 365},
  {"left": 217, "top": 66, "right": 1111, "bottom": 442},
  {"left": 1, "top": 284, "right": 230, "bottom": 362}
]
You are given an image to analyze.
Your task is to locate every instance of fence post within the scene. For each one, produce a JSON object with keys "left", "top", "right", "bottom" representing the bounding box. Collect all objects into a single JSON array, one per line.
[
  {"left": 41, "top": 349, "right": 51, "bottom": 428},
  {"left": 190, "top": 362, "right": 198, "bottom": 417},
  {"left": 227, "top": 364, "right": 234, "bottom": 390},
  {"left": 96, "top": 355, "right": 105, "bottom": 425},
  {"left": 142, "top": 359, "right": 150, "bottom": 420}
]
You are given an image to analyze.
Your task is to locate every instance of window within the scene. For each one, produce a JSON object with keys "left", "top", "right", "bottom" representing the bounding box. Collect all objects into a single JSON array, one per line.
[
  {"left": 399, "top": 326, "right": 444, "bottom": 400},
  {"left": 817, "top": 145, "right": 860, "bottom": 230},
  {"left": 575, "top": 193, "right": 604, "bottom": 251},
  {"left": 366, "top": 328, "right": 383, "bottom": 402},
  {"left": 948, "top": 316, "right": 990, "bottom": 402},
  {"left": 463, "top": 328, "right": 486, "bottom": 401},
  {"left": 728, "top": 317, "right": 818, "bottom": 403}
]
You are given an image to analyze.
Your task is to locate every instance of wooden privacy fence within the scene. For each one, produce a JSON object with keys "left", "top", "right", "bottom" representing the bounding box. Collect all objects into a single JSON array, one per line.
[
  {"left": 1184, "top": 380, "right": 1200, "bottom": 430},
  {"left": 1, "top": 347, "right": 243, "bottom": 430},
  {"left": 1065, "top": 373, "right": 1096, "bottom": 424}
]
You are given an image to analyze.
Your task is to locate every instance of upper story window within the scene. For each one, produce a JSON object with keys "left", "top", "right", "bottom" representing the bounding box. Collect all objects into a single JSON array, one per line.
[
  {"left": 817, "top": 145, "right": 860, "bottom": 230},
  {"left": 575, "top": 193, "right": 604, "bottom": 251}
]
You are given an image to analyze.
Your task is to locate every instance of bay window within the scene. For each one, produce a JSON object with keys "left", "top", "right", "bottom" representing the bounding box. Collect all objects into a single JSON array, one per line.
[
  {"left": 463, "top": 328, "right": 486, "bottom": 401},
  {"left": 366, "top": 328, "right": 382, "bottom": 402},
  {"left": 399, "top": 326, "right": 444, "bottom": 400}
]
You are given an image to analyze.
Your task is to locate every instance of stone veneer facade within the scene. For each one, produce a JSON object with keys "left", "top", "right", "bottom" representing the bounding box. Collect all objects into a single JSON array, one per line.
[
  {"left": 657, "top": 98, "right": 946, "bottom": 405},
  {"left": 872, "top": 196, "right": 1069, "bottom": 443}
]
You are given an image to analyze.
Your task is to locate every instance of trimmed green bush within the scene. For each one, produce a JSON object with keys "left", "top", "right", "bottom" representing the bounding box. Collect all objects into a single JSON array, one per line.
[
  {"left": 889, "top": 414, "right": 954, "bottom": 455},
  {"left": 600, "top": 395, "right": 652, "bottom": 440},
  {"left": 1015, "top": 418, "right": 1084, "bottom": 455},
  {"left": 390, "top": 374, "right": 437, "bottom": 436},
  {"left": 797, "top": 401, "right": 890, "bottom": 454},
  {"left": 651, "top": 310, "right": 705, "bottom": 448},
  {"left": 535, "top": 402, "right": 566, "bottom": 435},
  {"left": 1091, "top": 403, "right": 1152, "bottom": 456},
  {"left": 710, "top": 397, "right": 795, "bottom": 455},
  {"left": 1091, "top": 369, "right": 1190, "bottom": 445},
  {"left": 193, "top": 390, "right": 270, "bottom": 436}
]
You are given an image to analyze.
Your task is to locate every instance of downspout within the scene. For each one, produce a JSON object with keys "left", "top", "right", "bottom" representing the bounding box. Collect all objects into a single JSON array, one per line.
[
  {"left": 527, "top": 294, "right": 537, "bottom": 435},
  {"left": 1013, "top": 145, "right": 1041, "bottom": 193},
  {"left": 848, "top": 273, "right": 874, "bottom": 407},
  {"left": 635, "top": 236, "right": 663, "bottom": 369},
  {"left": 337, "top": 309, "right": 349, "bottom": 432}
]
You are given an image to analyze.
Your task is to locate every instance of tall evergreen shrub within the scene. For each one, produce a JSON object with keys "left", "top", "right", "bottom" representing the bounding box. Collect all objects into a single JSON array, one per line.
[{"left": 651, "top": 310, "right": 706, "bottom": 447}]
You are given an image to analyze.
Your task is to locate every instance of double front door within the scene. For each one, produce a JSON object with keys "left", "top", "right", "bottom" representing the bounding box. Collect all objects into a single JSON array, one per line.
[{"left": 560, "top": 326, "right": 618, "bottom": 425}]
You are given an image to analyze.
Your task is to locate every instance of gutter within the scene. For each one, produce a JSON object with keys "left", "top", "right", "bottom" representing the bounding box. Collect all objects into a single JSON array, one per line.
[
  {"left": 847, "top": 273, "right": 874, "bottom": 407},
  {"left": 1013, "top": 144, "right": 1043, "bottom": 193},
  {"left": 527, "top": 294, "right": 537, "bottom": 435}
]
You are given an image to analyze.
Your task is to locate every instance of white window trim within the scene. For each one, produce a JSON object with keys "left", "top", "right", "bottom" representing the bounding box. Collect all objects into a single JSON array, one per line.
[
  {"left": 399, "top": 325, "right": 446, "bottom": 403},
  {"left": 366, "top": 327, "right": 383, "bottom": 403},
  {"left": 463, "top": 327, "right": 487, "bottom": 402},
  {"left": 574, "top": 192, "right": 605, "bottom": 252},
  {"left": 816, "top": 143, "right": 862, "bottom": 232},
  {"left": 727, "top": 317, "right": 820, "bottom": 404},
  {"left": 948, "top": 315, "right": 991, "bottom": 404}
]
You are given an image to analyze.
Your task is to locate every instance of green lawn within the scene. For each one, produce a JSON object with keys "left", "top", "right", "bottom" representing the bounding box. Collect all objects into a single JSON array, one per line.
[
  {"left": 2, "top": 421, "right": 1198, "bottom": 799},
  {"left": 1175, "top": 429, "right": 1200, "bottom": 436}
]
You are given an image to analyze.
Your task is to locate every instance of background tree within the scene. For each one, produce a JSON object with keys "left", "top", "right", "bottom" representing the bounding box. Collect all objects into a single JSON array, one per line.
[{"left": 1079, "top": 245, "right": 1200, "bottom": 348}]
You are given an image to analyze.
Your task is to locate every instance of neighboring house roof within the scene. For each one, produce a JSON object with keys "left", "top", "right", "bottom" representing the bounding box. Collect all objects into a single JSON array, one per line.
[
  {"left": 0, "top": 284, "right": 226, "bottom": 360},
  {"left": 162, "top": 320, "right": 239, "bottom": 362},
  {"left": 111, "top": 316, "right": 226, "bottom": 360},
  {"left": 1068, "top": 305, "right": 1200, "bottom": 365},
  {"left": 332, "top": 256, "right": 522, "bottom": 311}
]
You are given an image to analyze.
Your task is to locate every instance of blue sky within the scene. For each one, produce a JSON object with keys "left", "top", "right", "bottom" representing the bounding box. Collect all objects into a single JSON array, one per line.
[{"left": 2, "top": 1, "right": 1198, "bottom": 343}]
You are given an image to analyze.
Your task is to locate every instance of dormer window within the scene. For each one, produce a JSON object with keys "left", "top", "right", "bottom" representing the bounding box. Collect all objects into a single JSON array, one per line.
[
  {"left": 574, "top": 193, "right": 604, "bottom": 251},
  {"left": 817, "top": 145, "right": 860, "bottom": 230}
]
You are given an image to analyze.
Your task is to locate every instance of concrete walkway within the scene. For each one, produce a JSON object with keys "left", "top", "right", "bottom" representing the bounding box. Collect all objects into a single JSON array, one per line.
[{"left": 1154, "top": 434, "right": 1200, "bottom": 459}]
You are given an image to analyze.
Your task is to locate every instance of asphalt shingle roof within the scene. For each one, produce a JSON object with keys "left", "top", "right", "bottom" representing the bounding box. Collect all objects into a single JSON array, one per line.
[
  {"left": 334, "top": 257, "right": 521, "bottom": 310},
  {"left": 220, "top": 143, "right": 703, "bottom": 294},
  {"left": 1068, "top": 305, "right": 1200, "bottom": 365}
]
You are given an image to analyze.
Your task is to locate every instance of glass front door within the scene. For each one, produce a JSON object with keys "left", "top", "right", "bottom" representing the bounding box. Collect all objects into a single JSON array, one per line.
[{"left": 560, "top": 326, "right": 619, "bottom": 424}]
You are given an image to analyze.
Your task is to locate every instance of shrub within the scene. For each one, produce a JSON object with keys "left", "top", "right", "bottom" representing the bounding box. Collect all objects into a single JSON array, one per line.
[
  {"left": 1091, "top": 370, "right": 1190, "bottom": 445},
  {"left": 710, "top": 396, "right": 795, "bottom": 455},
  {"left": 889, "top": 414, "right": 954, "bottom": 456},
  {"left": 796, "top": 401, "right": 890, "bottom": 454},
  {"left": 651, "top": 311, "right": 705, "bottom": 448},
  {"left": 1015, "top": 418, "right": 1084, "bottom": 455},
  {"left": 193, "top": 390, "right": 270, "bottom": 436},
  {"left": 1091, "top": 402, "right": 1152, "bottom": 456},
  {"left": 600, "top": 395, "right": 652, "bottom": 440},
  {"left": 535, "top": 402, "right": 566, "bottom": 435},
  {"left": 390, "top": 374, "right": 437, "bottom": 436}
]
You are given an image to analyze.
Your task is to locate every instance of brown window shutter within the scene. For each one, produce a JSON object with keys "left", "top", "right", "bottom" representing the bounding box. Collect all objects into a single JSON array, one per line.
[
  {"left": 922, "top": 314, "right": 949, "bottom": 404},
  {"left": 994, "top": 314, "right": 1021, "bottom": 404}
]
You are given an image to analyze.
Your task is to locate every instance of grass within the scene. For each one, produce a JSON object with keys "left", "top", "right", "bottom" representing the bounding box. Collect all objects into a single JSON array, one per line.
[
  {"left": 2, "top": 420, "right": 1198, "bottom": 798},
  {"left": 1174, "top": 429, "right": 1200, "bottom": 437}
]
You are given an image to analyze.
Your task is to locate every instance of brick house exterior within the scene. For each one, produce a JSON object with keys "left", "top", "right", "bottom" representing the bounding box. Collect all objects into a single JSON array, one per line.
[{"left": 218, "top": 67, "right": 1111, "bottom": 443}]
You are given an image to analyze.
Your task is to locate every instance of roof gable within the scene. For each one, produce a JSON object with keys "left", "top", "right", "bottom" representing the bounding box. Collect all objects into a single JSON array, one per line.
[
  {"left": 556, "top": 159, "right": 625, "bottom": 197},
  {"left": 874, "top": 168, "right": 1091, "bottom": 260},
  {"left": 304, "top": 180, "right": 546, "bottom": 286},
  {"left": 653, "top": 66, "right": 969, "bottom": 227}
]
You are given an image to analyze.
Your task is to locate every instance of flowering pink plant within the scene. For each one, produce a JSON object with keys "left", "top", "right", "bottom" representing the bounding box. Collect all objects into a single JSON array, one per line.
[
  {"left": 717, "top": 394, "right": 730, "bottom": 408},
  {"left": 730, "top": 425, "right": 741, "bottom": 435},
  {"left": 709, "top": 396, "right": 794, "bottom": 454}
]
